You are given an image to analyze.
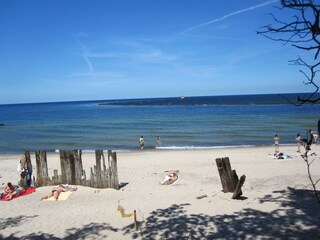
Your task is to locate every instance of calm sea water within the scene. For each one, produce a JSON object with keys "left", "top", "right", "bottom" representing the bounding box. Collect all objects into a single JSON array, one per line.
[{"left": 0, "top": 93, "right": 319, "bottom": 154}]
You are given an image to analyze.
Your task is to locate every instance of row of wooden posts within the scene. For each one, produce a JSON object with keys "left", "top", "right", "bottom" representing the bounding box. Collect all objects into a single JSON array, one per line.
[
  {"left": 22, "top": 150, "right": 245, "bottom": 198},
  {"left": 23, "top": 149, "right": 119, "bottom": 190}
]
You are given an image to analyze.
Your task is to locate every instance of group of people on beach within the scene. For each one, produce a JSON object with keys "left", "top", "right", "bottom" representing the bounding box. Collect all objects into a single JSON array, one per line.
[
  {"left": 273, "top": 129, "right": 318, "bottom": 157},
  {"left": 139, "top": 136, "right": 162, "bottom": 150},
  {"left": 0, "top": 154, "right": 78, "bottom": 201},
  {"left": 1, "top": 182, "right": 25, "bottom": 200},
  {"left": 1, "top": 182, "right": 77, "bottom": 201},
  {"left": 0, "top": 156, "right": 32, "bottom": 200}
]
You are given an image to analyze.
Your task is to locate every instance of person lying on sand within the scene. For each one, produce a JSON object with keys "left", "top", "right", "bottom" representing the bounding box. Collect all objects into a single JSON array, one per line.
[
  {"left": 160, "top": 172, "right": 179, "bottom": 185},
  {"left": 4, "top": 182, "right": 25, "bottom": 200},
  {"left": 273, "top": 152, "right": 292, "bottom": 159},
  {"left": 41, "top": 185, "right": 77, "bottom": 201}
]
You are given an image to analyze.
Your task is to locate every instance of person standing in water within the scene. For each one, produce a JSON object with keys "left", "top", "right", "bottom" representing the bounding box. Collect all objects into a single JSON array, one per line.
[
  {"left": 139, "top": 136, "right": 145, "bottom": 150},
  {"left": 295, "top": 133, "right": 301, "bottom": 153},
  {"left": 156, "top": 136, "right": 162, "bottom": 148}
]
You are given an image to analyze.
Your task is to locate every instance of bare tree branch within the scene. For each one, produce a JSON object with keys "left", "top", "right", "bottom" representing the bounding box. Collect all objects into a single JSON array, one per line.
[
  {"left": 259, "top": 1, "right": 320, "bottom": 203},
  {"left": 258, "top": 0, "right": 320, "bottom": 105}
]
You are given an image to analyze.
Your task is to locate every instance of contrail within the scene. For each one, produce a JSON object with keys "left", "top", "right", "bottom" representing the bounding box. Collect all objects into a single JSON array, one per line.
[
  {"left": 181, "top": 0, "right": 278, "bottom": 34},
  {"left": 77, "top": 40, "right": 94, "bottom": 73}
]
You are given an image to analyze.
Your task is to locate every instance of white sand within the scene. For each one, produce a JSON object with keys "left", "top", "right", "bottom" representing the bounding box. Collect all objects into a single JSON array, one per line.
[{"left": 1, "top": 145, "right": 320, "bottom": 239}]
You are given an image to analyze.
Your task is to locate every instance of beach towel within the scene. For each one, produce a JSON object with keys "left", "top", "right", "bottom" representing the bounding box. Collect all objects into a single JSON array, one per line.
[
  {"left": 42, "top": 191, "right": 73, "bottom": 201},
  {"left": 0, "top": 187, "right": 35, "bottom": 201}
]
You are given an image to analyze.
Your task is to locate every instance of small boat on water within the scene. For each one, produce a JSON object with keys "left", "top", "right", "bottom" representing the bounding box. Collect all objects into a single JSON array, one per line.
[
  {"left": 179, "top": 96, "right": 185, "bottom": 100},
  {"left": 0, "top": 123, "right": 4, "bottom": 127}
]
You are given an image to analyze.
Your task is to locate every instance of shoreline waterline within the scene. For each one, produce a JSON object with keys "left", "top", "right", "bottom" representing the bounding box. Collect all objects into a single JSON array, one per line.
[{"left": 0, "top": 143, "right": 301, "bottom": 157}]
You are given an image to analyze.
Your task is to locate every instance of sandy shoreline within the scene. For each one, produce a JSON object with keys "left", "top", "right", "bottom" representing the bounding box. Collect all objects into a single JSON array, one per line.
[{"left": 1, "top": 145, "right": 320, "bottom": 239}]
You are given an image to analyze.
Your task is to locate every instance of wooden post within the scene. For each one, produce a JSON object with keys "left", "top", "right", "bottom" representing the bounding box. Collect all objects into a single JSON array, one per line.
[
  {"left": 102, "top": 152, "right": 108, "bottom": 188},
  {"left": 60, "top": 150, "right": 69, "bottom": 184},
  {"left": 90, "top": 167, "right": 95, "bottom": 188},
  {"left": 215, "top": 157, "right": 237, "bottom": 192},
  {"left": 53, "top": 169, "right": 60, "bottom": 185},
  {"left": 59, "top": 150, "right": 82, "bottom": 185},
  {"left": 95, "top": 150, "right": 103, "bottom": 188},
  {"left": 216, "top": 157, "right": 246, "bottom": 199},
  {"left": 134, "top": 210, "right": 137, "bottom": 230},
  {"left": 231, "top": 170, "right": 240, "bottom": 193},
  {"left": 74, "top": 150, "right": 83, "bottom": 185},
  {"left": 232, "top": 175, "right": 246, "bottom": 199},
  {"left": 22, "top": 149, "right": 120, "bottom": 190},
  {"left": 35, "top": 150, "right": 48, "bottom": 187},
  {"left": 108, "top": 150, "right": 119, "bottom": 190}
]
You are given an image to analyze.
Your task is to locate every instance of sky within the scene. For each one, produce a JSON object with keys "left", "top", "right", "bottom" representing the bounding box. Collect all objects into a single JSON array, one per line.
[{"left": 0, "top": 0, "right": 314, "bottom": 104}]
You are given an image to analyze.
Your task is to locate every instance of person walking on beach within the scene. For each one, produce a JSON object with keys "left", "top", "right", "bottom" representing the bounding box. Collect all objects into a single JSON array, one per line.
[
  {"left": 306, "top": 129, "right": 314, "bottom": 150},
  {"left": 312, "top": 131, "right": 318, "bottom": 144},
  {"left": 274, "top": 134, "right": 280, "bottom": 154},
  {"left": 139, "top": 136, "right": 145, "bottom": 150},
  {"left": 156, "top": 136, "right": 162, "bottom": 148},
  {"left": 296, "top": 133, "right": 301, "bottom": 153}
]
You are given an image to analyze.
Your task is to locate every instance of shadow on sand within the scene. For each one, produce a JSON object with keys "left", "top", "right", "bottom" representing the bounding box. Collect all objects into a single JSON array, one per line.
[
  {"left": 0, "top": 222, "right": 118, "bottom": 240},
  {"left": 123, "top": 187, "right": 320, "bottom": 239},
  {"left": 1, "top": 187, "right": 320, "bottom": 239}
]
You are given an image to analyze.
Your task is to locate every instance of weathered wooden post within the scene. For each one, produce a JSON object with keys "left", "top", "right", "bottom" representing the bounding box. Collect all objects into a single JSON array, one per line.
[
  {"left": 59, "top": 150, "right": 83, "bottom": 185},
  {"left": 95, "top": 150, "right": 103, "bottom": 188},
  {"left": 35, "top": 150, "right": 49, "bottom": 187},
  {"left": 52, "top": 169, "right": 60, "bottom": 185},
  {"left": 108, "top": 150, "right": 119, "bottom": 190},
  {"left": 215, "top": 157, "right": 237, "bottom": 192},
  {"left": 101, "top": 152, "right": 108, "bottom": 188},
  {"left": 25, "top": 149, "right": 120, "bottom": 190},
  {"left": 232, "top": 175, "right": 246, "bottom": 199},
  {"left": 60, "top": 150, "right": 72, "bottom": 184},
  {"left": 215, "top": 157, "right": 246, "bottom": 199},
  {"left": 74, "top": 150, "right": 83, "bottom": 185}
]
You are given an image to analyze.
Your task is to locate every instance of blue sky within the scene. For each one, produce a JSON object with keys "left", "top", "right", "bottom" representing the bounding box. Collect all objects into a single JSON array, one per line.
[{"left": 0, "top": 0, "right": 312, "bottom": 104}]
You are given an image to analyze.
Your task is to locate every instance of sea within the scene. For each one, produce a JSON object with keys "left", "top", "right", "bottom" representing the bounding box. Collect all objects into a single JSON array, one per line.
[{"left": 0, "top": 93, "right": 319, "bottom": 154}]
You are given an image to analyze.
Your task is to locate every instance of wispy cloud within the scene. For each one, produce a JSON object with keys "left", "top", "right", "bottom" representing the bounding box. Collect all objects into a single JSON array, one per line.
[
  {"left": 88, "top": 41, "right": 178, "bottom": 64},
  {"left": 180, "top": 0, "right": 278, "bottom": 34},
  {"left": 77, "top": 40, "right": 94, "bottom": 73}
]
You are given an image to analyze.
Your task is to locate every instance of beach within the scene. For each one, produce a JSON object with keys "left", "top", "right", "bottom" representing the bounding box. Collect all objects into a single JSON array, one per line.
[{"left": 1, "top": 145, "right": 320, "bottom": 239}]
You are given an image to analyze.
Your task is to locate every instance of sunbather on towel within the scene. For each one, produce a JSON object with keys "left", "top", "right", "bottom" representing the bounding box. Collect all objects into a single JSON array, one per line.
[
  {"left": 41, "top": 186, "right": 65, "bottom": 201},
  {"left": 4, "top": 182, "right": 25, "bottom": 200},
  {"left": 161, "top": 172, "right": 179, "bottom": 185},
  {"left": 41, "top": 185, "right": 78, "bottom": 201}
]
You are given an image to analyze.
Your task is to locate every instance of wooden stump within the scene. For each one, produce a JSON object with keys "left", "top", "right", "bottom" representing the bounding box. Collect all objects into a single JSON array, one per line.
[
  {"left": 232, "top": 175, "right": 246, "bottom": 199},
  {"left": 215, "top": 157, "right": 237, "bottom": 192},
  {"left": 108, "top": 150, "right": 119, "bottom": 190},
  {"left": 95, "top": 150, "right": 103, "bottom": 188},
  {"left": 215, "top": 157, "right": 246, "bottom": 199},
  {"left": 59, "top": 150, "right": 82, "bottom": 185},
  {"left": 35, "top": 150, "right": 48, "bottom": 187}
]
